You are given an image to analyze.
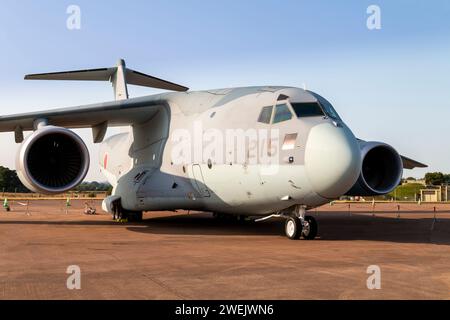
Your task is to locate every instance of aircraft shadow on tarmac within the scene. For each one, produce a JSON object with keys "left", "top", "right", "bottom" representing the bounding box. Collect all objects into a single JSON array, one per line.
[
  {"left": 125, "top": 212, "right": 450, "bottom": 245},
  {"left": 1, "top": 212, "right": 449, "bottom": 245}
]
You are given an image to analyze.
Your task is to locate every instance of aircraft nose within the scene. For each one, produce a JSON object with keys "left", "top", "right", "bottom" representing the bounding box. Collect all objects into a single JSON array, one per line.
[{"left": 304, "top": 122, "right": 361, "bottom": 199}]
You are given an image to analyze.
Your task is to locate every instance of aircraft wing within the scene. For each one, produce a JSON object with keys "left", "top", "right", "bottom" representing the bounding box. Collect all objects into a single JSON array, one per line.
[
  {"left": 0, "top": 95, "right": 166, "bottom": 132},
  {"left": 400, "top": 155, "right": 427, "bottom": 170}
]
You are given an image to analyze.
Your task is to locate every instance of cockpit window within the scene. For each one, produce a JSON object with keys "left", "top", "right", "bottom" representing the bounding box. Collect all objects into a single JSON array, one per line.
[
  {"left": 258, "top": 106, "right": 273, "bottom": 124},
  {"left": 273, "top": 104, "right": 293, "bottom": 124},
  {"left": 307, "top": 91, "right": 341, "bottom": 120},
  {"left": 291, "top": 102, "right": 325, "bottom": 118}
]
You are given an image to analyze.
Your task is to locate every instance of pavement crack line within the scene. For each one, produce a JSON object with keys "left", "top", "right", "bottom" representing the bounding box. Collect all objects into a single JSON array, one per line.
[
  {"left": 140, "top": 273, "right": 187, "bottom": 299},
  {"left": 109, "top": 252, "right": 186, "bottom": 299}
]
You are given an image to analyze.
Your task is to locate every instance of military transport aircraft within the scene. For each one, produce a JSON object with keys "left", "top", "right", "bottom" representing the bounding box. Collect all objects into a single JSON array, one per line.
[{"left": 0, "top": 60, "right": 426, "bottom": 239}]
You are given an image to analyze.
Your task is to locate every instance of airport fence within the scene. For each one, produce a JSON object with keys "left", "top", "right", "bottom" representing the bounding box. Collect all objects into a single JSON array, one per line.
[
  {"left": 321, "top": 200, "right": 450, "bottom": 219},
  {"left": 0, "top": 191, "right": 109, "bottom": 200},
  {"left": 0, "top": 198, "right": 103, "bottom": 216}
]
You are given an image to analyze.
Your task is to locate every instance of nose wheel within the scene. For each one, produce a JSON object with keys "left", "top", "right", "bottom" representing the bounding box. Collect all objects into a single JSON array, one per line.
[
  {"left": 284, "top": 205, "right": 318, "bottom": 240},
  {"left": 285, "top": 217, "right": 302, "bottom": 240},
  {"left": 301, "top": 216, "right": 318, "bottom": 240}
]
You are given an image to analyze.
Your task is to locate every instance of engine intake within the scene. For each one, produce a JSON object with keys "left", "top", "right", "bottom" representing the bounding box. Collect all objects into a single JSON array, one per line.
[
  {"left": 346, "top": 141, "right": 403, "bottom": 196},
  {"left": 16, "top": 126, "right": 90, "bottom": 194}
]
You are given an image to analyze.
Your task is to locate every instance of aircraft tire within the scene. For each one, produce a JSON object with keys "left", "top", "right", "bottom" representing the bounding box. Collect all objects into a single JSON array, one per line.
[
  {"left": 285, "top": 217, "right": 302, "bottom": 240},
  {"left": 302, "top": 216, "right": 318, "bottom": 240}
]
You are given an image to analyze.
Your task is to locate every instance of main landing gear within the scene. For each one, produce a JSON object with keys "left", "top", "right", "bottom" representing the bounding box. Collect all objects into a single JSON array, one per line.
[
  {"left": 112, "top": 202, "right": 143, "bottom": 222},
  {"left": 284, "top": 205, "right": 318, "bottom": 240}
]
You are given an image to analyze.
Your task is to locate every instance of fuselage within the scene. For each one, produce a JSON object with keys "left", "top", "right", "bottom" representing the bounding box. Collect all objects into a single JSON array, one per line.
[{"left": 99, "top": 86, "right": 361, "bottom": 216}]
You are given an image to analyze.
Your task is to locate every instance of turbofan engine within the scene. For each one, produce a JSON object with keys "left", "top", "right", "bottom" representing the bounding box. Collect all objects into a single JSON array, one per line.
[
  {"left": 346, "top": 141, "right": 403, "bottom": 196},
  {"left": 16, "top": 126, "right": 90, "bottom": 194}
]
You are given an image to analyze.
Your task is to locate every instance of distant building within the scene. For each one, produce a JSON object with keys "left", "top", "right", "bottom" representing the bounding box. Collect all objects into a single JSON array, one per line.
[
  {"left": 420, "top": 185, "right": 449, "bottom": 202},
  {"left": 403, "top": 179, "right": 426, "bottom": 186}
]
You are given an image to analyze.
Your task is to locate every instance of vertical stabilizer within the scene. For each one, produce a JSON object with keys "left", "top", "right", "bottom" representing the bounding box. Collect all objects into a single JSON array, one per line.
[{"left": 110, "top": 59, "right": 129, "bottom": 101}]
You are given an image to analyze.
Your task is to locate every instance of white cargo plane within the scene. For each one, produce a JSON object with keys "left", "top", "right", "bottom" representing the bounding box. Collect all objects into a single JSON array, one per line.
[{"left": 0, "top": 60, "right": 426, "bottom": 239}]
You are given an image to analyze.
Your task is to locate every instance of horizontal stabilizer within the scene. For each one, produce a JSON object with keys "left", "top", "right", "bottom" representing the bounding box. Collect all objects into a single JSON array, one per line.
[
  {"left": 126, "top": 69, "right": 188, "bottom": 92},
  {"left": 24, "top": 59, "right": 188, "bottom": 101},
  {"left": 24, "top": 68, "right": 115, "bottom": 81}
]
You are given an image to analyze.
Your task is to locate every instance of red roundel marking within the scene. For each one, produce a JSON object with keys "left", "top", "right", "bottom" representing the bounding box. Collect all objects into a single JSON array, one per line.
[{"left": 103, "top": 153, "right": 108, "bottom": 169}]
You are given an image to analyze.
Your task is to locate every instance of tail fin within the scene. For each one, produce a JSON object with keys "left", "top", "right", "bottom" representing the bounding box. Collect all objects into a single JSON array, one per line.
[{"left": 24, "top": 59, "right": 188, "bottom": 101}]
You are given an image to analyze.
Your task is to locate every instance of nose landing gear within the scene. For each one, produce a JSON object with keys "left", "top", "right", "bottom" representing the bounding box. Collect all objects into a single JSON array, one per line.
[
  {"left": 255, "top": 205, "right": 318, "bottom": 240},
  {"left": 301, "top": 216, "right": 318, "bottom": 240},
  {"left": 284, "top": 205, "right": 318, "bottom": 240}
]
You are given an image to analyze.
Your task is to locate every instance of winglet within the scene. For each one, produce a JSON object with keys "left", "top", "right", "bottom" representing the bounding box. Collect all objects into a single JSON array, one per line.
[{"left": 25, "top": 59, "right": 188, "bottom": 101}]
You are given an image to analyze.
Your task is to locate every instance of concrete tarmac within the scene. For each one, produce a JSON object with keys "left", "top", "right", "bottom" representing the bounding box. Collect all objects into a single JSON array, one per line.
[{"left": 0, "top": 200, "right": 449, "bottom": 299}]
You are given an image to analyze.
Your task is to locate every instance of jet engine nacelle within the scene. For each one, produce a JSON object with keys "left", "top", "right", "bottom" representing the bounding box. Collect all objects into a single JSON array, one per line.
[
  {"left": 345, "top": 141, "right": 403, "bottom": 196},
  {"left": 16, "top": 126, "right": 90, "bottom": 194}
]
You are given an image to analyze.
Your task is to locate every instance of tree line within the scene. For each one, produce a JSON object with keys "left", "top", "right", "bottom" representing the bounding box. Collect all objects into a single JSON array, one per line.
[
  {"left": 0, "top": 166, "right": 29, "bottom": 193},
  {"left": 0, "top": 166, "right": 112, "bottom": 193},
  {"left": 424, "top": 172, "right": 450, "bottom": 186}
]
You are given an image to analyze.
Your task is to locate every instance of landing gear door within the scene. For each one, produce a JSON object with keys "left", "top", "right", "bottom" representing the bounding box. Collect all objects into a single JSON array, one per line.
[{"left": 190, "top": 164, "right": 210, "bottom": 197}]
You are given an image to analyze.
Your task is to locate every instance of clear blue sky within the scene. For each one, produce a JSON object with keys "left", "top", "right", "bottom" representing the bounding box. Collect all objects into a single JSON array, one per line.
[{"left": 0, "top": 0, "right": 449, "bottom": 180}]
